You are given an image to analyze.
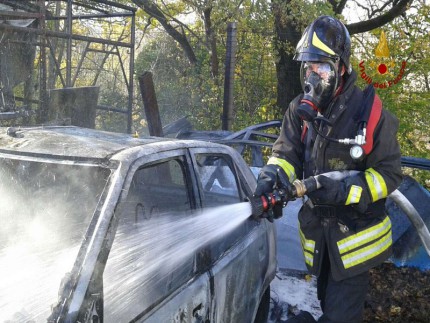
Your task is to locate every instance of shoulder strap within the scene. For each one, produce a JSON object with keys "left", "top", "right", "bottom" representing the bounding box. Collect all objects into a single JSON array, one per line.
[
  {"left": 301, "top": 121, "right": 308, "bottom": 143},
  {"left": 362, "top": 91, "right": 383, "bottom": 155},
  {"left": 359, "top": 85, "right": 375, "bottom": 123}
]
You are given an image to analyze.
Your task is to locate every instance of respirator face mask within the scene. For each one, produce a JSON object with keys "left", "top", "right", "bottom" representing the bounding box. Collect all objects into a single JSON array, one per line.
[{"left": 297, "top": 61, "right": 339, "bottom": 122}]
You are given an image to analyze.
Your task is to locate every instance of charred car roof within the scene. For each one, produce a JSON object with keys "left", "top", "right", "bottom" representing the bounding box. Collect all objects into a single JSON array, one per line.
[{"left": 0, "top": 126, "right": 226, "bottom": 162}]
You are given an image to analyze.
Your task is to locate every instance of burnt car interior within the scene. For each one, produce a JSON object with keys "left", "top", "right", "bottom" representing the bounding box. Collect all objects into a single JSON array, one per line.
[
  {"left": 122, "top": 157, "right": 193, "bottom": 222},
  {"left": 195, "top": 154, "right": 242, "bottom": 207}
]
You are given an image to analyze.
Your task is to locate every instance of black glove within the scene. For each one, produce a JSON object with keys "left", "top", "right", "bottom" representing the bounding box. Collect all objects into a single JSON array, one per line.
[
  {"left": 255, "top": 164, "right": 291, "bottom": 196},
  {"left": 254, "top": 164, "right": 278, "bottom": 196},
  {"left": 254, "top": 164, "right": 291, "bottom": 221},
  {"left": 308, "top": 174, "right": 371, "bottom": 213},
  {"left": 308, "top": 175, "right": 347, "bottom": 205}
]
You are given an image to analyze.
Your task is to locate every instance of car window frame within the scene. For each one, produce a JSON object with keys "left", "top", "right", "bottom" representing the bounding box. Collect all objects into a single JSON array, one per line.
[
  {"left": 188, "top": 147, "right": 263, "bottom": 265},
  {"left": 189, "top": 147, "right": 247, "bottom": 206}
]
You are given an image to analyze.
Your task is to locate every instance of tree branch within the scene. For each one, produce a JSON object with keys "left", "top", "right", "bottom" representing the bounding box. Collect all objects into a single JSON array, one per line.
[
  {"left": 203, "top": 6, "right": 220, "bottom": 78},
  {"left": 346, "top": 0, "right": 414, "bottom": 35},
  {"left": 132, "top": 0, "right": 197, "bottom": 64},
  {"left": 328, "top": 0, "right": 348, "bottom": 14},
  {"left": 337, "top": 0, "right": 349, "bottom": 14}
]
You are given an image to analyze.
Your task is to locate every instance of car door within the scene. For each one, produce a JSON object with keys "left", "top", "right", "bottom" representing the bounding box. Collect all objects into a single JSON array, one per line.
[
  {"left": 189, "top": 147, "right": 271, "bottom": 322},
  {"left": 102, "top": 149, "right": 211, "bottom": 322}
]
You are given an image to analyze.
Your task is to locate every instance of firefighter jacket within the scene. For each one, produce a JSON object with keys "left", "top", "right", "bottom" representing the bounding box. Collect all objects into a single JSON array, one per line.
[{"left": 269, "top": 70, "right": 402, "bottom": 281}]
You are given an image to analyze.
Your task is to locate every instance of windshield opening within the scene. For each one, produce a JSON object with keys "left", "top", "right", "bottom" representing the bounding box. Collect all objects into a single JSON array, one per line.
[{"left": 0, "top": 157, "right": 111, "bottom": 322}]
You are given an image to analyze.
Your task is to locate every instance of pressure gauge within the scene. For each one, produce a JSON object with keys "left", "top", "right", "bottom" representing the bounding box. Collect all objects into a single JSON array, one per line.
[{"left": 350, "top": 145, "right": 364, "bottom": 161}]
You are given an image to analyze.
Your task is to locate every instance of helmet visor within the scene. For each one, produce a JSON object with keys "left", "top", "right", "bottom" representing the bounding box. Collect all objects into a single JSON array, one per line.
[{"left": 302, "top": 62, "right": 336, "bottom": 85}]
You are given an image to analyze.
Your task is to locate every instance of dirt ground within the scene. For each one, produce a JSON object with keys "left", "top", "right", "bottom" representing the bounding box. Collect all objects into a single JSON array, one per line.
[
  {"left": 269, "top": 262, "right": 430, "bottom": 322},
  {"left": 364, "top": 262, "right": 430, "bottom": 323}
]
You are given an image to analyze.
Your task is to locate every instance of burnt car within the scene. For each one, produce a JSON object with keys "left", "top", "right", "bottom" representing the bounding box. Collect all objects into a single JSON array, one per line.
[{"left": 0, "top": 126, "right": 276, "bottom": 323}]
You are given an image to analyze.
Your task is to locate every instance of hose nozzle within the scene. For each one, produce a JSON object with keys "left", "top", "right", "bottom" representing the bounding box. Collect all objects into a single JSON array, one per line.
[
  {"left": 250, "top": 187, "right": 293, "bottom": 220},
  {"left": 249, "top": 194, "right": 269, "bottom": 219},
  {"left": 250, "top": 176, "right": 320, "bottom": 220}
]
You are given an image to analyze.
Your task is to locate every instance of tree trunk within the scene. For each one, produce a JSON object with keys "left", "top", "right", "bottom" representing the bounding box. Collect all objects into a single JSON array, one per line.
[
  {"left": 203, "top": 6, "right": 219, "bottom": 80},
  {"left": 272, "top": 1, "right": 302, "bottom": 116}
]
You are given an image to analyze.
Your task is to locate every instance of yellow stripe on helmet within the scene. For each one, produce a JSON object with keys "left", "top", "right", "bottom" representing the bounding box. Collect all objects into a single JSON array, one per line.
[{"left": 312, "top": 31, "right": 336, "bottom": 56}]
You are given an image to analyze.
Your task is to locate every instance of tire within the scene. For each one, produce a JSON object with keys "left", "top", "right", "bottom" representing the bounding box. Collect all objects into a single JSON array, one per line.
[{"left": 254, "top": 285, "right": 271, "bottom": 323}]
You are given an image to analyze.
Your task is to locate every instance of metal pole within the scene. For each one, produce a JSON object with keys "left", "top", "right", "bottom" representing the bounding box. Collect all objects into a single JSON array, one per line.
[
  {"left": 127, "top": 12, "right": 136, "bottom": 134},
  {"left": 0, "top": 23, "right": 132, "bottom": 48},
  {"left": 222, "top": 22, "right": 237, "bottom": 131},
  {"left": 66, "top": 0, "right": 72, "bottom": 87},
  {"left": 38, "top": 0, "right": 48, "bottom": 123}
]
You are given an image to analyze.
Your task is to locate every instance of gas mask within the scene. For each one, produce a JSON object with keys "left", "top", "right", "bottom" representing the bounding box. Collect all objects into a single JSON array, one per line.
[{"left": 297, "top": 61, "right": 339, "bottom": 122}]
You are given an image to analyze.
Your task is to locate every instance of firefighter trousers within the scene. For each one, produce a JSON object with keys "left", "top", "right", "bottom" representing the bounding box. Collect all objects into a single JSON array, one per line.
[{"left": 317, "top": 245, "right": 370, "bottom": 323}]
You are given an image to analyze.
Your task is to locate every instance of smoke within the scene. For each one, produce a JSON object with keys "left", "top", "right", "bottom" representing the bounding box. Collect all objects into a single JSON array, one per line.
[{"left": 0, "top": 158, "right": 109, "bottom": 322}]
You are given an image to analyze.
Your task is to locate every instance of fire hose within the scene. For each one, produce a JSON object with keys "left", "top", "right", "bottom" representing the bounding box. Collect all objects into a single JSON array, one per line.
[{"left": 250, "top": 170, "right": 430, "bottom": 257}]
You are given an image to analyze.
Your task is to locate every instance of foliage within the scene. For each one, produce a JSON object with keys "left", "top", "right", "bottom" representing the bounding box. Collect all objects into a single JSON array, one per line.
[
  {"left": 135, "top": 32, "right": 209, "bottom": 129},
  {"left": 351, "top": 3, "right": 430, "bottom": 187},
  {"left": 97, "top": 86, "right": 129, "bottom": 133}
]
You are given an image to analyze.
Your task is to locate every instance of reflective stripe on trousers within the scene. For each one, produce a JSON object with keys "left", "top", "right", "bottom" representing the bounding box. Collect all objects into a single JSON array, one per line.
[{"left": 299, "top": 227, "right": 315, "bottom": 267}]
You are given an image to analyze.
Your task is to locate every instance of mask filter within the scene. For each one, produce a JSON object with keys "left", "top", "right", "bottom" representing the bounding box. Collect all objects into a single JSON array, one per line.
[
  {"left": 297, "top": 72, "right": 323, "bottom": 121},
  {"left": 297, "top": 100, "right": 318, "bottom": 122}
]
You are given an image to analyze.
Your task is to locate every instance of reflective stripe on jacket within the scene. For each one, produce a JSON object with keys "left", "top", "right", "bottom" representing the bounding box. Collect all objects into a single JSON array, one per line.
[{"left": 337, "top": 215, "right": 392, "bottom": 269}]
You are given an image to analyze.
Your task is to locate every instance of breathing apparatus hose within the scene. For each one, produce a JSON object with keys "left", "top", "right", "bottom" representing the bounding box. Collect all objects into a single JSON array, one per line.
[{"left": 250, "top": 170, "right": 430, "bottom": 257}]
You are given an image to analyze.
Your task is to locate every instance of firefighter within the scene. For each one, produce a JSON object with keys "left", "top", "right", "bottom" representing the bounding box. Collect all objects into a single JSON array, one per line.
[{"left": 255, "top": 16, "right": 402, "bottom": 322}]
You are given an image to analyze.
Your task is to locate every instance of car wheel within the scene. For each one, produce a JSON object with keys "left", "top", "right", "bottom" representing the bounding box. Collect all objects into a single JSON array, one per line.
[{"left": 253, "top": 286, "right": 270, "bottom": 323}]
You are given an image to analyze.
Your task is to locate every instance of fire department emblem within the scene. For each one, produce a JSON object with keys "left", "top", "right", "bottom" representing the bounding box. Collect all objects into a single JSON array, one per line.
[{"left": 359, "top": 31, "right": 406, "bottom": 89}]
